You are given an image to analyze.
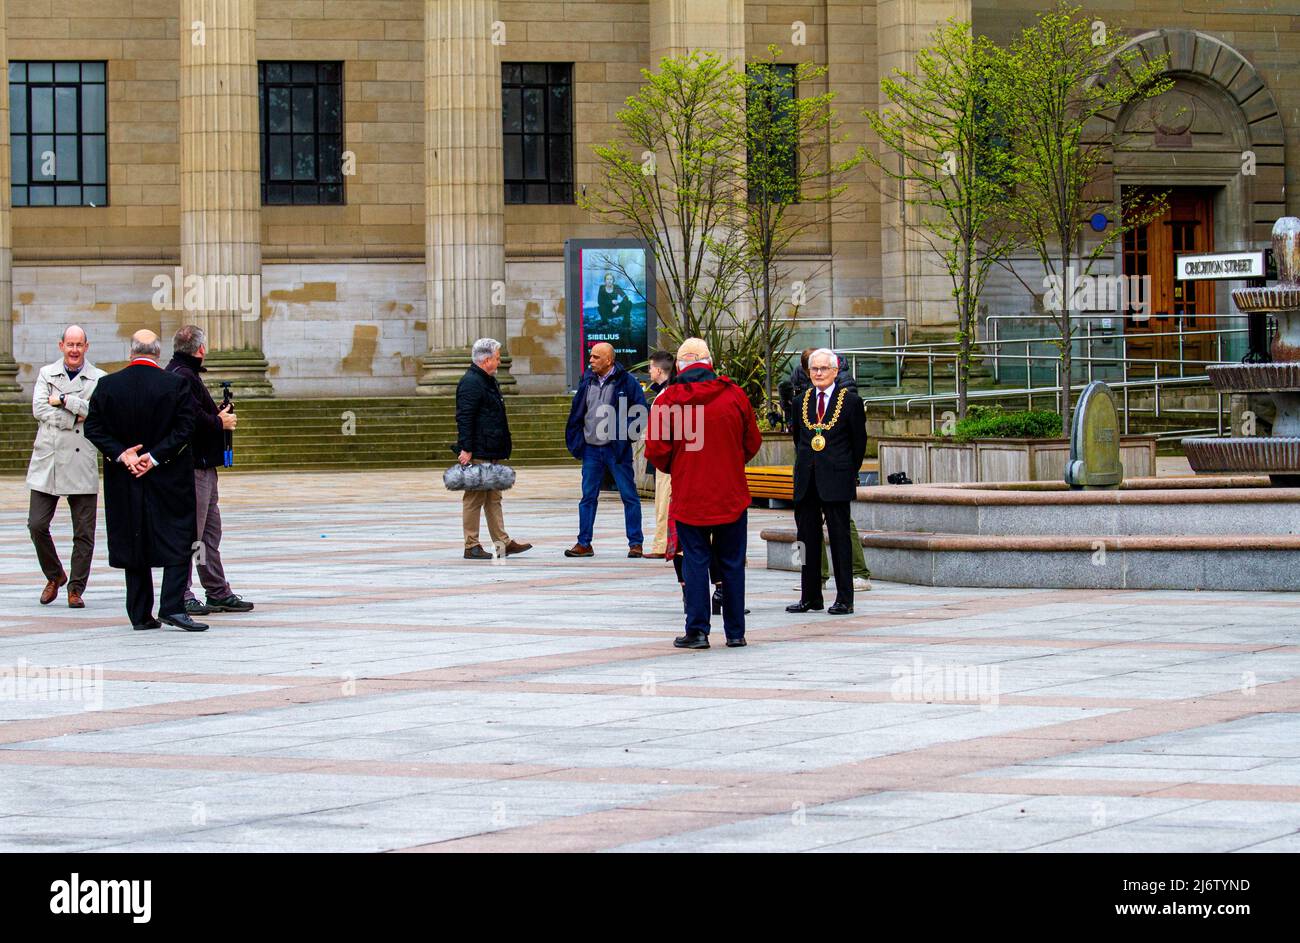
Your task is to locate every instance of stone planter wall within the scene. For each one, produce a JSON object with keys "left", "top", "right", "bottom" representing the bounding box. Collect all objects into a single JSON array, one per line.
[{"left": 876, "top": 435, "right": 1157, "bottom": 484}]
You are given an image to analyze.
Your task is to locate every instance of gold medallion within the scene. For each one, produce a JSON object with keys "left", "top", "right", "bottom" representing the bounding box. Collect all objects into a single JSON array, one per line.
[{"left": 811, "top": 433, "right": 826, "bottom": 452}]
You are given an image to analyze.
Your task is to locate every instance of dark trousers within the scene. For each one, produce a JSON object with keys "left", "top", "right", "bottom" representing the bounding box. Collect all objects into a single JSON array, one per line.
[
  {"left": 125, "top": 563, "right": 188, "bottom": 627},
  {"left": 185, "top": 468, "right": 232, "bottom": 601},
  {"left": 795, "top": 479, "right": 853, "bottom": 607},
  {"left": 578, "top": 443, "right": 643, "bottom": 547},
  {"left": 28, "top": 490, "right": 98, "bottom": 595},
  {"left": 677, "top": 511, "right": 747, "bottom": 640}
]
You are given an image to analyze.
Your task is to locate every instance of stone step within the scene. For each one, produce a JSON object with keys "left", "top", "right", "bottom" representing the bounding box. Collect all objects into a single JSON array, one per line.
[{"left": 761, "top": 526, "right": 1300, "bottom": 591}]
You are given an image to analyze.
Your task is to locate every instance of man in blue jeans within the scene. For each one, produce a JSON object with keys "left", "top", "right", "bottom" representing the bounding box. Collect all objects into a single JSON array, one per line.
[{"left": 564, "top": 342, "right": 648, "bottom": 558}]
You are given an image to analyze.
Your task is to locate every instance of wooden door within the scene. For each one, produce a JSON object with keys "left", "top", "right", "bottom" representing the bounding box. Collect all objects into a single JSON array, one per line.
[{"left": 1121, "top": 188, "right": 1216, "bottom": 374}]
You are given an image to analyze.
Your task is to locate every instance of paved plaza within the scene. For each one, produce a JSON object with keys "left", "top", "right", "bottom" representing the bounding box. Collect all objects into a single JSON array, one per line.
[{"left": 1, "top": 468, "right": 1298, "bottom": 853}]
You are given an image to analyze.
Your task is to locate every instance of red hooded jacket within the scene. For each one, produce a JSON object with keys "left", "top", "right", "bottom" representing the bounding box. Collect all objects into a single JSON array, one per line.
[{"left": 645, "top": 364, "right": 761, "bottom": 527}]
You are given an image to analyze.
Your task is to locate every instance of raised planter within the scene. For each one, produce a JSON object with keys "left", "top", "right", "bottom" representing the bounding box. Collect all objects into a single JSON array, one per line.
[{"left": 876, "top": 435, "right": 1157, "bottom": 484}]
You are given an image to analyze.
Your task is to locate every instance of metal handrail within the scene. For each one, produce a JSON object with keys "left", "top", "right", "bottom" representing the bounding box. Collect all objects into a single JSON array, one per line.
[{"left": 861, "top": 374, "right": 1217, "bottom": 438}]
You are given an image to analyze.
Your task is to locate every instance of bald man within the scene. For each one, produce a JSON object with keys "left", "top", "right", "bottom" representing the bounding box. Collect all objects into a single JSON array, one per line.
[
  {"left": 27, "top": 326, "right": 105, "bottom": 607},
  {"left": 85, "top": 330, "right": 205, "bottom": 632},
  {"left": 564, "top": 341, "right": 648, "bottom": 557}
]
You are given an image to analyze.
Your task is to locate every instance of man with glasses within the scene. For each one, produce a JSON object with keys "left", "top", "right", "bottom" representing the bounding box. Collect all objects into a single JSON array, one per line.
[{"left": 787, "top": 348, "right": 867, "bottom": 616}]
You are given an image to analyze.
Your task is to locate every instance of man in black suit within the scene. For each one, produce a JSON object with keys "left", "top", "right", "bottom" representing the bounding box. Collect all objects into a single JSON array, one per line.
[
  {"left": 84, "top": 330, "right": 207, "bottom": 632},
  {"left": 787, "top": 347, "right": 867, "bottom": 616}
]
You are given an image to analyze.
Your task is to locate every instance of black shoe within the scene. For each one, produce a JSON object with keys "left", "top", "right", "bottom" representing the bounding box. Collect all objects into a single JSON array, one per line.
[
  {"left": 206, "top": 594, "right": 253, "bottom": 612},
  {"left": 712, "top": 587, "right": 751, "bottom": 616},
  {"left": 160, "top": 612, "right": 209, "bottom": 632},
  {"left": 725, "top": 637, "right": 747, "bottom": 648},
  {"left": 786, "top": 600, "right": 824, "bottom": 613},
  {"left": 673, "top": 631, "right": 710, "bottom": 649},
  {"left": 133, "top": 619, "right": 161, "bottom": 631},
  {"left": 464, "top": 546, "right": 493, "bottom": 560},
  {"left": 827, "top": 601, "right": 854, "bottom": 615},
  {"left": 185, "top": 598, "right": 211, "bottom": 616}
]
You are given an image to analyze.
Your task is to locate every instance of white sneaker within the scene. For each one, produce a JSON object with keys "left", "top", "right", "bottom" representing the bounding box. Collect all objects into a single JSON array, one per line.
[{"left": 854, "top": 577, "right": 872, "bottom": 592}]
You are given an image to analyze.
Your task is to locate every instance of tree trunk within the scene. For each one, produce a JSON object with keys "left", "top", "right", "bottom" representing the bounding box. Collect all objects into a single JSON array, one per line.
[{"left": 763, "top": 263, "right": 773, "bottom": 408}]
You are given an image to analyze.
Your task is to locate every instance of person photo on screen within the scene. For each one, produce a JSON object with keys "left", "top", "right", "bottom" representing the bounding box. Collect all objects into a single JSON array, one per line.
[{"left": 596, "top": 272, "right": 633, "bottom": 334}]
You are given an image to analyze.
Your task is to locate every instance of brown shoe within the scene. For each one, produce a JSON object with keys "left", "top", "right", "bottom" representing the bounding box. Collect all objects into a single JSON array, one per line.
[
  {"left": 67, "top": 590, "right": 85, "bottom": 609},
  {"left": 504, "top": 540, "right": 532, "bottom": 556},
  {"left": 564, "top": 543, "right": 594, "bottom": 557},
  {"left": 40, "top": 574, "right": 67, "bottom": 605},
  {"left": 627, "top": 544, "right": 644, "bottom": 558}
]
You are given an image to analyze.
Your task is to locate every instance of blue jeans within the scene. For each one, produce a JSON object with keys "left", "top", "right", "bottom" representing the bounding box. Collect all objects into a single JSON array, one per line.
[
  {"left": 677, "top": 512, "right": 747, "bottom": 639},
  {"left": 578, "top": 444, "right": 644, "bottom": 547}
]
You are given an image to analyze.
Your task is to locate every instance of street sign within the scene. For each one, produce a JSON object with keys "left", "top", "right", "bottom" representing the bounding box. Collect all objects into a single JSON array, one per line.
[{"left": 1175, "top": 250, "right": 1267, "bottom": 281}]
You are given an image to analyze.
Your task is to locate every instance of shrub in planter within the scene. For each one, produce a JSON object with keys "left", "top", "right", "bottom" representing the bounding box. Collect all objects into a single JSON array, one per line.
[{"left": 951, "top": 405, "right": 1062, "bottom": 442}]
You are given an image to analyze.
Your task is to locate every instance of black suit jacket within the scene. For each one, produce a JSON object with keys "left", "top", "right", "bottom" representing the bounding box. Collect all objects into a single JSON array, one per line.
[
  {"left": 791, "top": 384, "right": 867, "bottom": 503},
  {"left": 85, "top": 363, "right": 196, "bottom": 568}
]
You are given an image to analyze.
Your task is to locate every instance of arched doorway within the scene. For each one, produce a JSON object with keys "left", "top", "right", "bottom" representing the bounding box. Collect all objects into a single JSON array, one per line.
[{"left": 1106, "top": 30, "right": 1284, "bottom": 370}]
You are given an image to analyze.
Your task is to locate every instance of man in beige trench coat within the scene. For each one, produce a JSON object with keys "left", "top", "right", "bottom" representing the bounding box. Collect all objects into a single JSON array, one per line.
[{"left": 27, "top": 325, "right": 105, "bottom": 608}]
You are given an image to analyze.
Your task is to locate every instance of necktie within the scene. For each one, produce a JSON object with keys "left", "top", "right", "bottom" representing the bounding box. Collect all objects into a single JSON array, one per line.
[{"left": 817, "top": 390, "right": 826, "bottom": 423}]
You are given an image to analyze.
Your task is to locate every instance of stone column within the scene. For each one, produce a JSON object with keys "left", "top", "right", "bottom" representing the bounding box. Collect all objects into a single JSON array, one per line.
[
  {"left": 0, "top": 1, "right": 21, "bottom": 401},
  {"left": 649, "top": 0, "right": 745, "bottom": 65},
  {"left": 179, "top": 0, "right": 272, "bottom": 396},
  {"left": 877, "top": 0, "right": 971, "bottom": 330},
  {"left": 418, "top": 0, "right": 513, "bottom": 395}
]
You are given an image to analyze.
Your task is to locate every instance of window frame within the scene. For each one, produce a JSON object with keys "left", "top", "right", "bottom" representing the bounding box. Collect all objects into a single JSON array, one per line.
[
  {"left": 258, "top": 60, "right": 346, "bottom": 206},
  {"left": 501, "top": 62, "right": 574, "bottom": 205},
  {"left": 9, "top": 60, "right": 109, "bottom": 208}
]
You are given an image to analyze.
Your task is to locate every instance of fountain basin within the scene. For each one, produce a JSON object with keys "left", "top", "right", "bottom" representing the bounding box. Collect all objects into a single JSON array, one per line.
[
  {"left": 1207, "top": 363, "right": 1300, "bottom": 392},
  {"left": 761, "top": 477, "right": 1300, "bottom": 589}
]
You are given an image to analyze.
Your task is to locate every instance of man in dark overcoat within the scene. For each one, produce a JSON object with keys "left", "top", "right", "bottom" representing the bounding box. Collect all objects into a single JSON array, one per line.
[
  {"left": 787, "top": 347, "right": 867, "bottom": 616},
  {"left": 84, "top": 329, "right": 206, "bottom": 631}
]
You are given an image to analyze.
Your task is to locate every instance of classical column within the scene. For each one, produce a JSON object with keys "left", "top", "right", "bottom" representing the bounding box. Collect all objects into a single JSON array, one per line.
[
  {"left": 179, "top": 0, "right": 272, "bottom": 396},
  {"left": 0, "top": 1, "right": 21, "bottom": 401},
  {"left": 649, "top": 0, "right": 745, "bottom": 65},
  {"left": 877, "top": 0, "right": 972, "bottom": 330},
  {"left": 418, "top": 0, "right": 513, "bottom": 395}
]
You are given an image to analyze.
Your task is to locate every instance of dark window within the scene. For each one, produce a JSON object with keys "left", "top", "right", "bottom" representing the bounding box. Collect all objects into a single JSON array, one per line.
[
  {"left": 746, "top": 63, "right": 798, "bottom": 205},
  {"left": 502, "top": 62, "right": 572, "bottom": 204},
  {"left": 9, "top": 61, "right": 108, "bottom": 207},
  {"left": 259, "top": 61, "right": 344, "bottom": 205}
]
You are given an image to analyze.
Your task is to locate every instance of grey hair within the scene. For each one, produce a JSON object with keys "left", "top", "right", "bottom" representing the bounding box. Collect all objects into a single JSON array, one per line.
[
  {"left": 809, "top": 347, "right": 838, "bottom": 368},
  {"left": 471, "top": 338, "right": 502, "bottom": 364},
  {"left": 173, "top": 324, "right": 207, "bottom": 356},
  {"left": 130, "top": 335, "right": 162, "bottom": 359}
]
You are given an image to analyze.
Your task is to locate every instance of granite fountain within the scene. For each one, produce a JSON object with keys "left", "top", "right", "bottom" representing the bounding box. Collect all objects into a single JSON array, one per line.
[{"left": 1183, "top": 216, "right": 1300, "bottom": 485}]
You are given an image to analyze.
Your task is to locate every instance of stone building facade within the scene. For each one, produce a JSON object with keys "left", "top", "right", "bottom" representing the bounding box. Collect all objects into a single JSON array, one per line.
[{"left": 0, "top": 0, "right": 1294, "bottom": 398}]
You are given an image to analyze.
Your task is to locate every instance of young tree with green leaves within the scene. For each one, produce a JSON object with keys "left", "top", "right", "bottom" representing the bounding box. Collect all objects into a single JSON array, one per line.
[
  {"left": 743, "top": 47, "right": 864, "bottom": 410},
  {"left": 864, "top": 20, "right": 1020, "bottom": 420},
  {"left": 581, "top": 52, "right": 749, "bottom": 340},
  {"left": 991, "top": 3, "right": 1171, "bottom": 435}
]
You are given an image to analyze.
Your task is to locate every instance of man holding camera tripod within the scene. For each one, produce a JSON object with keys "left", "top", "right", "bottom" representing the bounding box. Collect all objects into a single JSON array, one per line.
[{"left": 166, "top": 325, "right": 254, "bottom": 616}]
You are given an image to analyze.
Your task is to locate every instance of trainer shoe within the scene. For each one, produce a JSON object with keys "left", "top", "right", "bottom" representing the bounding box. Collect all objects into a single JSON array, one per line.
[
  {"left": 206, "top": 594, "right": 254, "bottom": 612},
  {"left": 853, "top": 577, "right": 872, "bottom": 592},
  {"left": 185, "top": 598, "right": 211, "bottom": 616}
]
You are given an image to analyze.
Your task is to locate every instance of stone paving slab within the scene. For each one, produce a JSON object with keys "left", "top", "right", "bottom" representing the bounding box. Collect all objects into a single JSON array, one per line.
[{"left": 1, "top": 468, "right": 1299, "bottom": 852}]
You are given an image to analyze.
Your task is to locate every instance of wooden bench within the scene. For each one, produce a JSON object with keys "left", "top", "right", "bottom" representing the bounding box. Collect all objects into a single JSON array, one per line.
[{"left": 746, "top": 462, "right": 880, "bottom": 508}]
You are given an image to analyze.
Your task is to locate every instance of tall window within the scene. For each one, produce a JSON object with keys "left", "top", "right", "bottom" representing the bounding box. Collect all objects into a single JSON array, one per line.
[
  {"left": 502, "top": 63, "right": 573, "bottom": 204},
  {"left": 746, "top": 63, "right": 797, "bottom": 205},
  {"left": 259, "top": 62, "right": 344, "bottom": 205},
  {"left": 9, "top": 62, "right": 108, "bottom": 207}
]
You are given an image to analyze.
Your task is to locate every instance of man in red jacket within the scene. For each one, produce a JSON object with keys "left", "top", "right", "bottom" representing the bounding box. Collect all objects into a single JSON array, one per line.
[{"left": 646, "top": 338, "right": 761, "bottom": 649}]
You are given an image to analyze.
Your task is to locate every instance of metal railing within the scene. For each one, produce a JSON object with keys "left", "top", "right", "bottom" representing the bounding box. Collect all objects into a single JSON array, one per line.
[
  {"left": 839, "top": 324, "right": 1248, "bottom": 438},
  {"left": 987, "top": 314, "right": 1250, "bottom": 383},
  {"left": 776, "top": 316, "right": 910, "bottom": 387}
]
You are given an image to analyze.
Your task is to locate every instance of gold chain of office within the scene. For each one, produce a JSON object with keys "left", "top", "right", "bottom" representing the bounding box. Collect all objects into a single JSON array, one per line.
[{"left": 802, "top": 386, "right": 846, "bottom": 452}]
